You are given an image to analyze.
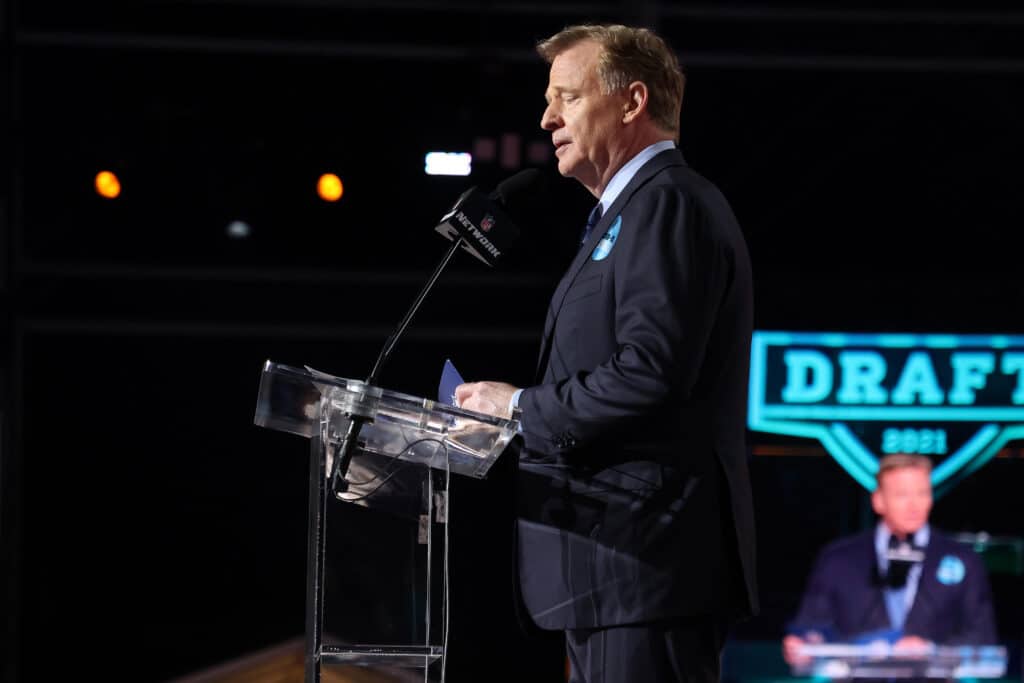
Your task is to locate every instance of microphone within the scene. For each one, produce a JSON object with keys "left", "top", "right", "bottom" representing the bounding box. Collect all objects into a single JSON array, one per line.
[
  {"left": 879, "top": 537, "right": 926, "bottom": 588},
  {"left": 434, "top": 168, "right": 545, "bottom": 266},
  {"left": 331, "top": 170, "right": 546, "bottom": 496}
]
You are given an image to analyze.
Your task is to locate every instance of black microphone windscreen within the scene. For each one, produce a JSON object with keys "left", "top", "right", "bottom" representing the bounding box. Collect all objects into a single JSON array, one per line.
[
  {"left": 434, "top": 169, "right": 554, "bottom": 267},
  {"left": 490, "top": 168, "right": 544, "bottom": 205},
  {"left": 489, "top": 168, "right": 554, "bottom": 230}
]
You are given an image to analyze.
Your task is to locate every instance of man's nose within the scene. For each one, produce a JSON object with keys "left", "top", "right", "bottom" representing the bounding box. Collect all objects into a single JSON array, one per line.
[{"left": 540, "top": 104, "right": 559, "bottom": 131}]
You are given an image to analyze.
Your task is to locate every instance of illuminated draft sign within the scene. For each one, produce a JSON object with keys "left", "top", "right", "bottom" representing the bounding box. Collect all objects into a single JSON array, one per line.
[{"left": 748, "top": 332, "right": 1024, "bottom": 494}]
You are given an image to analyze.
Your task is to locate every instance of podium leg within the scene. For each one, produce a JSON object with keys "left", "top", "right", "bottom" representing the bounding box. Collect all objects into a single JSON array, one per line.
[
  {"left": 303, "top": 418, "right": 445, "bottom": 679},
  {"left": 305, "top": 430, "right": 328, "bottom": 683}
]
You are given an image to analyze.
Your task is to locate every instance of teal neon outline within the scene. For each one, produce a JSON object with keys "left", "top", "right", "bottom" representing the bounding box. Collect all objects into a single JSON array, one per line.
[
  {"left": 933, "top": 425, "right": 1024, "bottom": 497},
  {"left": 749, "top": 417, "right": 877, "bottom": 490},
  {"left": 760, "top": 406, "right": 1024, "bottom": 421},
  {"left": 752, "top": 331, "right": 1024, "bottom": 350},
  {"left": 829, "top": 423, "right": 882, "bottom": 479},
  {"left": 930, "top": 424, "right": 1000, "bottom": 484}
]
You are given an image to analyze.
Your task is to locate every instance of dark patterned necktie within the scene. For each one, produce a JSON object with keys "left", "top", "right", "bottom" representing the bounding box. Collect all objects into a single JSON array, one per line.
[{"left": 580, "top": 203, "right": 603, "bottom": 248}]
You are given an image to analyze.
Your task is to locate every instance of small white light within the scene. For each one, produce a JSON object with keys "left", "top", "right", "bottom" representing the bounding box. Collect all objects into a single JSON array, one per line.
[
  {"left": 425, "top": 152, "right": 472, "bottom": 176},
  {"left": 227, "top": 220, "right": 251, "bottom": 239}
]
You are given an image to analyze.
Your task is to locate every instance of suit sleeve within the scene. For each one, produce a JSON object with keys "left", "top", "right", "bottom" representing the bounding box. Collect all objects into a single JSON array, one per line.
[
  {"left": 946, "top": 552, "right": 998, "bottom": 644},
  {"left": 787, "top": 551, "right": 840, "bottom": 638},
  {"left": 518, "top": 185, "right": 732, "bottom": 456}
]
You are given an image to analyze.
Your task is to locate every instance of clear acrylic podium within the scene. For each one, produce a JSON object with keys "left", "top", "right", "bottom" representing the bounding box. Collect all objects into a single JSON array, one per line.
[
  {"left": 793, "top": 643, "right": 1008, "bottom": 680},
  {"left": 254, "top": 360, "right": 519, "bottom": 682}
]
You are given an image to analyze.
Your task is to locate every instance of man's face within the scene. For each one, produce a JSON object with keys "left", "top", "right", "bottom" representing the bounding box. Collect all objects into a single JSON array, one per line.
[
  {"left": 541, "top": 40, "right": 628, "bottom": 193},
  {"left": 871, "top": 466, "right": 933, "bottom": 538}
]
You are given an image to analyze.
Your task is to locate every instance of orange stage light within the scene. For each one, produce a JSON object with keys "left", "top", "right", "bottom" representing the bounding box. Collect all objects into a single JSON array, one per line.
[
  {"left": 94, "top": 170, "right": 121, "bottom": 199},
  {"left": 317, "top": 173, "right": 344, "bottom": 202}
]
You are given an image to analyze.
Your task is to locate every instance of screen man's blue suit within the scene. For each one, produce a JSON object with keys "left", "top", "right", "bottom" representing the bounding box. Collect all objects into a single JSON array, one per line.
[{"left": 789, "top": 529, "right": 996, "bottom": 644}]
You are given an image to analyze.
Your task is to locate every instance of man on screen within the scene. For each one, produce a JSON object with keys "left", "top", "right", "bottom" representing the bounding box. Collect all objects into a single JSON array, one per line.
[{"left": 783, "top": 453, "right": 997, "bottom": 666}]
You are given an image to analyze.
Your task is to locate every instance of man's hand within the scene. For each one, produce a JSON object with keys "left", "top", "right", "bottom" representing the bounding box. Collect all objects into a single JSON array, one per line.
[
  {"left": 454, "top": 381, "right": 519, "bottom": 419},
  {"left": 893, "top": 635, "right": 934, "bottom": 657},
  {"left": 782, "top": 631, "right": 822, "bottom": 667}
]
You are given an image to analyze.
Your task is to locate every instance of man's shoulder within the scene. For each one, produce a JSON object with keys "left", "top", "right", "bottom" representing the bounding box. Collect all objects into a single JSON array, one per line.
[
  {"left": 622, "top": 160, "right": 731, "bottom": 215},
  {"left": 632, "top": 152, "right": 736, "bottom": 211},
  {"left": 927, "top": 529, "right": 985, "bottom": 564},
  {"left": 922, "top": 529, "right": 994, "bottom": 594},
  {"left": 612, "top": 150, "right": 744, "bottom": 239},
  {"left": 640, "top": 151, "right": 712, "bottom": 191},
  {"left": 817, "top": 530, "right": 875, "bottom": 562}
]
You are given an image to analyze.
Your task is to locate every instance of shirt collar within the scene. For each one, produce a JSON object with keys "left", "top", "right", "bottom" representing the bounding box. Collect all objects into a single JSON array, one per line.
[
  {"left": 595, "top": 139, "right": 676, "bottom": 216},
  {"left": 875, "top": 522, "right": 931, "bottom": 560}
]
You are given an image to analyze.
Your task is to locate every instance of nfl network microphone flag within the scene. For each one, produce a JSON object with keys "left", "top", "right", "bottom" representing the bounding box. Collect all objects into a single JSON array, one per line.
[{"left": 434, "top": 186, "right": 520, "bottom": 266}]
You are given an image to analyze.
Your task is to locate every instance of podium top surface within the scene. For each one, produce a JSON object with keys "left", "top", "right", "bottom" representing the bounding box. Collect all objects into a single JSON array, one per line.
[{"left": 254, "top": 360, "right": 519, "bottom": 479}]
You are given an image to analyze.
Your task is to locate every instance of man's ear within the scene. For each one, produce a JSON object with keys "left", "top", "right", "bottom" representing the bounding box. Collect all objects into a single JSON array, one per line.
[
  {"left": 871, "top": 489, "right": 885, "bottom": 516},
  {"left": 622, "top": 81, "right": 649, "bottom": 124}
]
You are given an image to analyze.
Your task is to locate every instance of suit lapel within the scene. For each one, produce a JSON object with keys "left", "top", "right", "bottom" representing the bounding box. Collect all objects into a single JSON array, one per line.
[
  {"left": 534, "top": 149, "right": 688, "bottom": 380},
  {"left": 903, "top": 543, "right": 941, "bottom": 634},
  {"left": 861, "top": 593, "right": 890, "bottom": 633},
  {"left": 859, "top": 537, "right": 892, "bottom": 633}
]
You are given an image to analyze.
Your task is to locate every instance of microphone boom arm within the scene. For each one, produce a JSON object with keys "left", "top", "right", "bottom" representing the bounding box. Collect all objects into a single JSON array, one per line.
[
  {"left": 331, "top": 236, "right": 465, "bottom": 496},
  {"left": 366, "top": 236, "right": 465, "bottom": 387}
]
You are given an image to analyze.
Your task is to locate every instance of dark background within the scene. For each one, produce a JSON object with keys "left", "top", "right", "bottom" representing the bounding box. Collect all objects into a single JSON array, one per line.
[{"left": 2, "top": 1, "right": 1023, "bottom": 681}]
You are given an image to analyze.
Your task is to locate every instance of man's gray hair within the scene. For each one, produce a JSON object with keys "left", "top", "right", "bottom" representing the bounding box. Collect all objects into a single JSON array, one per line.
[{"left": 537, "top": 24, "right": 685, "bottom": 139}]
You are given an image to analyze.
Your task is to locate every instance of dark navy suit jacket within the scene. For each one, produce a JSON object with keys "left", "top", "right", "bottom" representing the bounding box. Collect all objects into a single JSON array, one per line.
[
  {"left": 788, "top": 529, "right": 997, "bottom": 644},
  {"left": 514, "top": 148, "right": 758, "bottom": 630}
]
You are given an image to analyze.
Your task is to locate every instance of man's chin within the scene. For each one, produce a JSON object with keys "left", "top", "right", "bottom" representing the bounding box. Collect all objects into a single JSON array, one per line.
[{"left": 894, "top": 522, "right": 926, "bottom": 536}]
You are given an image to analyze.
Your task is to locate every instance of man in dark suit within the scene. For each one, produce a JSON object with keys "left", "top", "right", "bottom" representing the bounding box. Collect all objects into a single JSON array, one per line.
[
  {"left": 783, "top": 454, "right": 997, "bottom": 667},
  {"left": 456, "top": 23, "right": 757, "bottom": 683}
]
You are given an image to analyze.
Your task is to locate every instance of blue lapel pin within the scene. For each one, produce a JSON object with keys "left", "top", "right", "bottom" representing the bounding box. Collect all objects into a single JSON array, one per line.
[
  {"left": 591, "top": 216, "right": 622, "bottom": 261},
  {"left": 936, "top": 555, "right": 965, "bottom": 585}
]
